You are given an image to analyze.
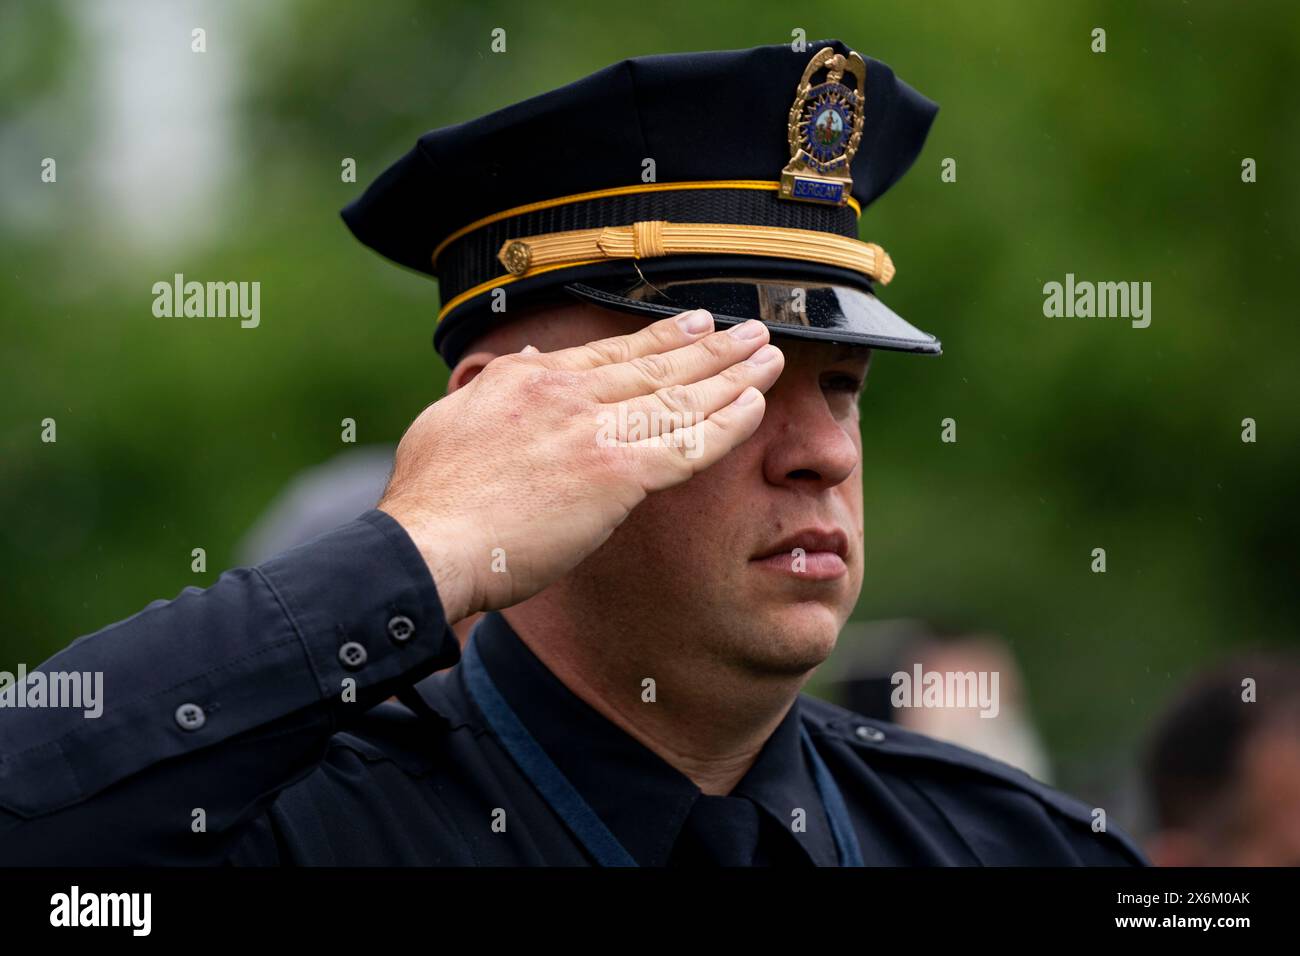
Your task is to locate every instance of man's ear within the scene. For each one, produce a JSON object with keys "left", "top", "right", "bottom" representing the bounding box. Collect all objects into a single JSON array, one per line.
[{"left": 448, "top": 350, "right": 499, "bottom": 393}]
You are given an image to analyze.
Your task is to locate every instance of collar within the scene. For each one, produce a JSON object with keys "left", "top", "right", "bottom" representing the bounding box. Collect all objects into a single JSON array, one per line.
[{"left": 465, "top": 610, "right": 838, "bottom": 866}]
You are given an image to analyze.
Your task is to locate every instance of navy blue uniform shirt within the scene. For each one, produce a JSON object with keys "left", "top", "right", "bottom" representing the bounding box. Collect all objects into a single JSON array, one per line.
[{"left": 0, "top": 510, "right": 1148, "bottom": 866}]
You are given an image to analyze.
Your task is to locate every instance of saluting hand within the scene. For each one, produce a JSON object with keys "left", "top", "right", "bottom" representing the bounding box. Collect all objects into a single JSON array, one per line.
[{"left": 377, "top": 311, "right": 784, "bottom": 622}]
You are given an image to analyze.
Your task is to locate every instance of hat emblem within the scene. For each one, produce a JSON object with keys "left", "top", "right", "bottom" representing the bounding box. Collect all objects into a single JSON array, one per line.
[{"left": 780, "top": 47, "right": 866, "bottom": 206}]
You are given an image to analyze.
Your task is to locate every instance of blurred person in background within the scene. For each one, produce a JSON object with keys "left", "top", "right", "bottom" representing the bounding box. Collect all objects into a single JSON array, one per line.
[
  {"left": 827, "top": 618, "right": 1052, "bottom": 781},
  {"left": 235, "top": 445, "right": 397, "bottom": 567},
  {"left": 1142, "top": 652, "right": 1300, "bottom": 867}
]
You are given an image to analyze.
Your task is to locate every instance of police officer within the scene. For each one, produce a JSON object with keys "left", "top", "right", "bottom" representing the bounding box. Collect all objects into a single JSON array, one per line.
[{"left": 0, "top": 40, "right": 1147, "bottom": 866}]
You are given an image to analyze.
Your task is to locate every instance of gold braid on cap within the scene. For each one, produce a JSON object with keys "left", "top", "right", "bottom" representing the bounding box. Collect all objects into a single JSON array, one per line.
[
  {"left": 496, "top": 221, "right": 893, "bottom": 283},
  {"left": 436, "top": 220, "right": 893, "bottom": 324}
]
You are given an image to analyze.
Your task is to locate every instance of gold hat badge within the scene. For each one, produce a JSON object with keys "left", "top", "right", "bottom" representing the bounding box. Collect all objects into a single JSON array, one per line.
[{"left": 780, "top": 48, "right": 867, "bottom": 207}]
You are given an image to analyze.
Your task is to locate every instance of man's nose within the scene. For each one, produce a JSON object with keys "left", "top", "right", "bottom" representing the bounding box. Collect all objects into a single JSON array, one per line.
[{"left": 759, "top": 385, "right": 860, "bottom": 492}]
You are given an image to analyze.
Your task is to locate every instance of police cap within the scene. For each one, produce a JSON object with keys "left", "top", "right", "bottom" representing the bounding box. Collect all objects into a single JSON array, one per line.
[{"left": 342, "top": 39, "right": 940, "bottom": 366}]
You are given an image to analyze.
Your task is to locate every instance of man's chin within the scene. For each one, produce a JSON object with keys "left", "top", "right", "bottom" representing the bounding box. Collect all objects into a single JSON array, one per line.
[{"left": 732, "top": 599, "right": 847, "bottom": 676}]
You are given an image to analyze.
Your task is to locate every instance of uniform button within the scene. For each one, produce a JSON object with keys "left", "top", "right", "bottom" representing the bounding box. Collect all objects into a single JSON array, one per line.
[
  {"left": 175, "top": 703, "right": 206, "bottom": 731},
  {"left": 387, "top": 615, "right": 415, "bottom": 643},
  {"left": 855, "top": 724, "right": 886, "bottom": 743},
  {"left": 338, "top": 641, "right": 368, "bottom": 670}
]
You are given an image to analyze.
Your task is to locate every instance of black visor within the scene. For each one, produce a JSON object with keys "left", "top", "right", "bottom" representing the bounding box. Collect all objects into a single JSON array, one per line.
[{"left": 565, "top": 273, "right": 940, "bottom": 355}]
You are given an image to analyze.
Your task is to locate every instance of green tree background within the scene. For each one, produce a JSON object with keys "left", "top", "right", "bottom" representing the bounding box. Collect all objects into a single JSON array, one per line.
[{"left": 2, "top": 0, "right": 1297, "bottom": 805}]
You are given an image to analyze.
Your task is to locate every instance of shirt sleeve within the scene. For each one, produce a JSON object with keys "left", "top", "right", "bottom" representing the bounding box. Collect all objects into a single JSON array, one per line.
[{"left": 0, "top": 508, "right": 461, "bottom": 864}]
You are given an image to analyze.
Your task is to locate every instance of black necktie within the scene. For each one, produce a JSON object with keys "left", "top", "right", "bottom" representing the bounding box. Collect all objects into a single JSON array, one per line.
[{"left": 671, "top": 794, "right": 763, "bottom": 867}]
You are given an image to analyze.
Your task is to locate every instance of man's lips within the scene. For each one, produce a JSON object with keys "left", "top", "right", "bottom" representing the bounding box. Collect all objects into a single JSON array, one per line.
[{"left": 749, "top": 528, "right": 850, "bottom": 580}]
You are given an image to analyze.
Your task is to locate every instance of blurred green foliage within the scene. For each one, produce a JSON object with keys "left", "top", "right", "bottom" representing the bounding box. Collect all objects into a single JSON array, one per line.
[{"left": 2, "top": 0, "right": 1297, "bottom": 787}]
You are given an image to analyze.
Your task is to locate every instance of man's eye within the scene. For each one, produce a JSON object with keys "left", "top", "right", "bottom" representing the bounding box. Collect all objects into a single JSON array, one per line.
[{"left": 822, "top": 374, "right": 864, "bottom": 394}]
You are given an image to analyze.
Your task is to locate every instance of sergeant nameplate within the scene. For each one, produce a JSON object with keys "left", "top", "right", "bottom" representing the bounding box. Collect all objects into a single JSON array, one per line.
[{"left": 789, "top": 178, "right": 845, "bottom": 204}]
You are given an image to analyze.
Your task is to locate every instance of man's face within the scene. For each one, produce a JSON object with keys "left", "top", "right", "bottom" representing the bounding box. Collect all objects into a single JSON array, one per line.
[
  {"left": 599, "top": 330, "right": 867, "bottom": 677},
  {"left": 469, "top": 303, "right": 869, "bottom": 678}
]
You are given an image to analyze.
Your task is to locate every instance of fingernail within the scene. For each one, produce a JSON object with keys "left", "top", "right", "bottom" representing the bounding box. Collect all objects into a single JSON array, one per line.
[
  {"left": 520, "top": 344, "right": 539, "bottom": 354},
  {"left": 676, "top": 309, "right": 713, "bottom": 334},
  {"left": 733, "top": 386, "right": 760, "bottom": 406},
  {"left": 746, "top": 344, "right": 779, "bottom": 365},
  {"left": 728, "top": 319, "right": 765, "bottom": 339}
]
